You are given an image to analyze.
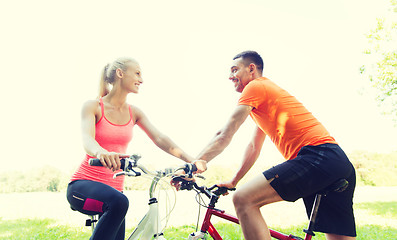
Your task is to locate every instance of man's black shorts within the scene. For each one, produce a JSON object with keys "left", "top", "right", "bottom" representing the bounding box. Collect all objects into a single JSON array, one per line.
[{"left": 263, "top": 143, "right": 356, "bottom": 237}]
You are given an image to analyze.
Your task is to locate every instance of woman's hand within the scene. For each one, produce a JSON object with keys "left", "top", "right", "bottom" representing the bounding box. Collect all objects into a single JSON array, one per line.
[{"left": 96, "top": 151, "right": 123, "bottom": 171}]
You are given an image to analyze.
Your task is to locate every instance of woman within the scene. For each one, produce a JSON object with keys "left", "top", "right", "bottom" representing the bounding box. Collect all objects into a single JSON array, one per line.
[{"left": 67, "top": 57, "right": 195, "bottom": 240}]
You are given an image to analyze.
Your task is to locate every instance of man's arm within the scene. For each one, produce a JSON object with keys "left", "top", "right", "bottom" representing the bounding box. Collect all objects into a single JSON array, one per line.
[
  {"left": 196, "top": 105, "right": 253, "bottom": 162},
  {"left": 227, "top": 126, "right": 266, "bottom": 187}
]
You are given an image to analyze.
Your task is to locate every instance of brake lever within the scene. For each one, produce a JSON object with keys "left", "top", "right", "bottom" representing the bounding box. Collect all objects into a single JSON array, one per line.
[
  {"left": 113, "top": 172, "right": 126, "bottom": 179},
  {"left": 194, "top": 174, "right": 205, "bottom": 180},
  {"left": 113, "top": 169, "right": 142, "bottom": 179}
]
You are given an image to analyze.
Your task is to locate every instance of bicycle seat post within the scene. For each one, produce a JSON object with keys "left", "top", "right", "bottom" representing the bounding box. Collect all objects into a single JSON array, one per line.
[
  {"left": 91, "top": 215, "right": 98, "bottom": 232},
  {"left": 303, "top": 179, "right": 348, "bottom": 238},
  {"left": 303, "top": 193, "right": 322, "bottom": 237},
  {"left": 85, "top": 214, "right": 98, "bottom": 233}
]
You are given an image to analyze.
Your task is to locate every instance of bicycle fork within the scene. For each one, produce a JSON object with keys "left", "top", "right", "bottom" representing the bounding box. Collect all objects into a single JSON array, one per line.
[
  {"left": 188, "top": 207, "right": 214, "bottom": 240},
  {"left": 189, "top": 206, "right": 240, "bottom": 240},
  {"left": 128, "top": 197, "right": 165, "bottom": 240}
]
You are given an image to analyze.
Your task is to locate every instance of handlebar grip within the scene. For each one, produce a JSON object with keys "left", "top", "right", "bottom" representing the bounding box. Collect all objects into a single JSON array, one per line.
[
  {"left": 213, "top": 186, "right": 236, "bottom": 196},
  {"left": 183, "top": 163, "right": 197, "bottom": 178},
  {"left": 190, "top": 163, "right": 197, "bottom": 172},
  {"left": 89, "top": 158, "right": 103, "bottom": 166},
  {"left": 89, "top": 158, "right": 127, "bottom": 170}
]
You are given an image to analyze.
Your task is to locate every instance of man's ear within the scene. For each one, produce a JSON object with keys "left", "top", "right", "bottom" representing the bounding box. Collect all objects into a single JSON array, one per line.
[{"left": 249, "top": 63, "right": 256, "bottom": 73}]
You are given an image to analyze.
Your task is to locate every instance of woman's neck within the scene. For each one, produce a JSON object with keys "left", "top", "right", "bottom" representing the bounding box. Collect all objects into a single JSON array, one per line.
[{"left": 104, "top": 90, "right": 128, "bottom": 109}]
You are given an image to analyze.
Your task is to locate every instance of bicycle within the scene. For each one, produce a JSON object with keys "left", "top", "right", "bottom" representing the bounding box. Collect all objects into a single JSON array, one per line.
[
  {"left": 173, "top": 175, "right": 349, "bottom": 240},
  {"left": 75, "top": 154, "right": 196, "bottom": 240}
]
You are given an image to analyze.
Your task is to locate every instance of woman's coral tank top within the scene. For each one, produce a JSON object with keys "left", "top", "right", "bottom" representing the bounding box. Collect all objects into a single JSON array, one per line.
[{"left": 70, "top": 98, "right": 135, "bottom": 191}]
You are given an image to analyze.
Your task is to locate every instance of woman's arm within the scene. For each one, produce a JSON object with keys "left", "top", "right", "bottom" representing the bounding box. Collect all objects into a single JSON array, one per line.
[
  {"left": 81, "top": 100, "right": 122, "bottom": 170},
  {"left": 133, "top": 106, "right": 195, "bottom": 163}
]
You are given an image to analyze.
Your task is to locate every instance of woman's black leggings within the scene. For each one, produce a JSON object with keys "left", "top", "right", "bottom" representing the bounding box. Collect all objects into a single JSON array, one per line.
[{"left": 67, "top": 180, "right": 129, "bottom": 240}]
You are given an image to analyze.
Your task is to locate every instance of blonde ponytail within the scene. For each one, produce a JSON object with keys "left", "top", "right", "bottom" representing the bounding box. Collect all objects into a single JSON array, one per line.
[
  {"left": 98, "top": 58, "right": 136, "bottom": 98},
  {"left": 98, "top": 64, "right": 110, "bottom": 98}
]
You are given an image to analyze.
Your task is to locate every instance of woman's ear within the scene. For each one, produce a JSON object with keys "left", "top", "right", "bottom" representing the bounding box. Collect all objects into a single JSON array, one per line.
[{"left": 115, "top": 68, "right": 124, "bottom": 78}]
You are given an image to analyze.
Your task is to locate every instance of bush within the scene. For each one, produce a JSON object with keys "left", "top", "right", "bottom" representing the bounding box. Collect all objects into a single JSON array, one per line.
[
  {"left": 349, "top": 151, "right": 397, "bottom": 186},
  {"left": 0, "top": 166, "right": 69, "bottom": 193}
]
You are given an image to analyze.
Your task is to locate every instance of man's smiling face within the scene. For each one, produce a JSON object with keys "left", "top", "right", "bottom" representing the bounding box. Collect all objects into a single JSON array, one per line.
[{"left": 229, "top": 58, "right": 251, "bottom": 93}]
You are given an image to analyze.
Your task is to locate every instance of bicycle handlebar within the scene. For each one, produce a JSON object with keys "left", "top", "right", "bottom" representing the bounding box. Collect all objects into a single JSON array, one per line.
[
  {"left": 89, "top": 155, "right": 143, "bottom": 177},
  {"left": 89, "top": 156, "right": 138, "bottom": 171},
  {"left": 89, "top": 154, "right": 197, "bottom": 179},
  {"left": 172, "top": 177, "right": 236, "bottom": 198}
]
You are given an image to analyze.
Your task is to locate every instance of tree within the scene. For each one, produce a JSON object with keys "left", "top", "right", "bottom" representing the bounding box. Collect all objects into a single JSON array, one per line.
[{"left": 360, "top": 0, "right": 397, "bottom": 121}]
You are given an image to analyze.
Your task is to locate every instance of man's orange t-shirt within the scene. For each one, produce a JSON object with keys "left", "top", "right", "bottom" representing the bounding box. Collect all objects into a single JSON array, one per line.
[{"left": 238, "top": 77, "right": 337, "bottom": 160}]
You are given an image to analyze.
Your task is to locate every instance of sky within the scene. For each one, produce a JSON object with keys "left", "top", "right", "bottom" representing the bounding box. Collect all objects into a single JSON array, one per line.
[{"left": 0, "top": 0, "right": 396, "bottom": 172}]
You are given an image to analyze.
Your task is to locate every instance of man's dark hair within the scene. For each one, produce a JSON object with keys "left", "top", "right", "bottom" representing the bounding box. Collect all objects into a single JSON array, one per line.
[{"left": 233, "top": 50, "right": 264, "bottom": 73}]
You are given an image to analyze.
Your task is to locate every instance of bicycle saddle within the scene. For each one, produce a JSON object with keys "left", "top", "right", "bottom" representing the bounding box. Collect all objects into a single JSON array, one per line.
[{"left": 318, "top": 178, "right": 349, "bottom": 195}]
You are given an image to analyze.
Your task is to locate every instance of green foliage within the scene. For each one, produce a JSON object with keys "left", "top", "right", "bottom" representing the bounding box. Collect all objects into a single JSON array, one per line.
[
  {"left": 348, "top": 151, "right": 397, "bottom": 186},
  {"left": 361, "top": 0, "right": 397, "bottom": 120},
  {"left": 197, "top": 164, "right": 236, "bottom": 187},
  {"left": 124, "top": 174, "right": 156, "bottom": 191},
  {"left": 0, "top": 166, "right": 69, "bottom": 193}
]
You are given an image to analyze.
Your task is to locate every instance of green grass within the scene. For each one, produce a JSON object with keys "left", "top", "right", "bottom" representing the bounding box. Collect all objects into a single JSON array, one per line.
[
  {"left": 163, "top": 223, "right": 397, "bottom": 239},
  {"left": 1, "top": 201, "right": 396, "bottom": 239},
  {"left": 1, "top": 219, "right": 396, "bottom": 240},
  {"left": 355, "top": 201, "right": 397, "bottom": 219},
  {"left": 0, "top": 218, "right": 90, "bottom": 240}
]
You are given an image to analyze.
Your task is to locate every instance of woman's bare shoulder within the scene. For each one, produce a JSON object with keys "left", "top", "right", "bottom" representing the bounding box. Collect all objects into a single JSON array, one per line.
[
  {"left": 82, "top": 99, "right": 101, "bottom": 114},
  {"left": 129, "top": 104, "right": 146, "bottom": 123}
]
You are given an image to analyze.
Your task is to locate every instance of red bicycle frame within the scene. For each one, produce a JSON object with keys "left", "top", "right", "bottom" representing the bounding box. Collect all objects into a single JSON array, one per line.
[
  {"left": 200, "top": 207, "right": 238, "bottom": 239},
  {"left": 199, "top": 205, "right": 312, "bottom": 240},
  {"left": 183, "top": 177, "right": 348, "bottom": 240}
]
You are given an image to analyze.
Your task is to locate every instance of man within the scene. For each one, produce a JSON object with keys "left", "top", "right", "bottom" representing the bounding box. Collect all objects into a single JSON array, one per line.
[{"left": 194, "top": 51, "right": 356, "bottom": 240}]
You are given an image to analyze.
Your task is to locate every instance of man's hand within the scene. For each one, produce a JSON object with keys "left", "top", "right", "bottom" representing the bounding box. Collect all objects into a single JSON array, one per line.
[
  {"left": 217, "top": 179, "right": 237, "bottom": 195},
  {"left": 193, "top": 160, "right": 207, "bottom": 173}
]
